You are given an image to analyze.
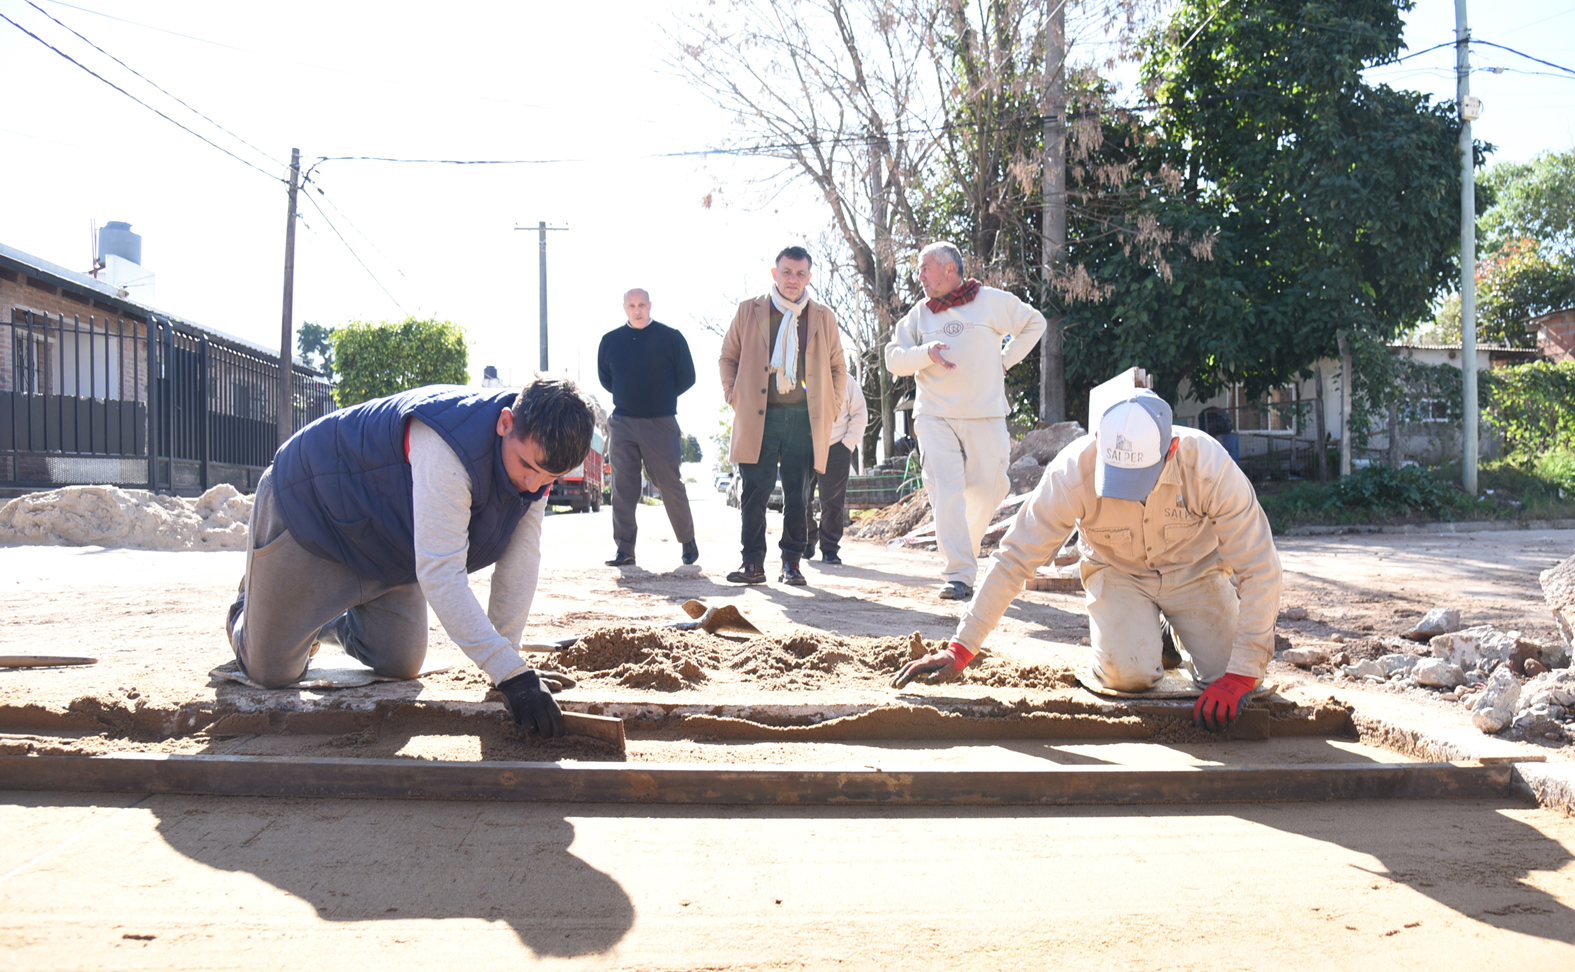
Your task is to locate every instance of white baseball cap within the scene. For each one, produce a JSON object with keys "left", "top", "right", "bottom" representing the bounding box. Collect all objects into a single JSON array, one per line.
[{"left": 1095, "top": 390, "right": 1173, "bottom": 501}]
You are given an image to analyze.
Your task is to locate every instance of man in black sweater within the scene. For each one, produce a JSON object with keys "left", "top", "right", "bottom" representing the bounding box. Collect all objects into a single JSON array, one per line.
[{"left": 598, "top": 288, "right": 700, "bottom": 566}]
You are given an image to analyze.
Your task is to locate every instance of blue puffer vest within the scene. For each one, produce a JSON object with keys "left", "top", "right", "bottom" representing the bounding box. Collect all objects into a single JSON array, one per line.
[{"left": 270, "top": 385, "right": 543, "bottom": 585}]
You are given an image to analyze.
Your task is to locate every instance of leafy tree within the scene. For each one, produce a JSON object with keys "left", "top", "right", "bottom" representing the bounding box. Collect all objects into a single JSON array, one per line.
[
  {"left": 681, "top": 433, "right": 703, "bottom": 464},
  {"left": 1481, "top": 149, "right": 1575, "bottom": 256},
  {"left": 330, "top": 316, "right": 468, "bottom": 408},
  {"left": 296, "top": 322, "right": 336, "bottom": 381},
  {"left": 1415, "top": 238, "right": 1575, "bottom": 347},
  {"left": 1060, "top": 0, "right": 1473, "bottom": 407}
]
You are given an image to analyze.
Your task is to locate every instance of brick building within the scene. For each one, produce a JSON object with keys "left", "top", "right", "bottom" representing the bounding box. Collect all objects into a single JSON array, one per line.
[
  {"left": 2, "top": 241, "right": 332, "bottom": 495},
  {"left": 1532, "top": 307, "right": 1575, "bottom": 363}
]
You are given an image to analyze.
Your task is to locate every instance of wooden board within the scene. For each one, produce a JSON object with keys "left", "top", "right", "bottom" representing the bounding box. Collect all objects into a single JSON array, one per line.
[{"left": 0, "top": 753, "right": 1512, "bottom": 806}]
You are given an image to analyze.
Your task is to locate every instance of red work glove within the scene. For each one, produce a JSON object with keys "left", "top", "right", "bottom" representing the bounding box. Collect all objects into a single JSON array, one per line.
[
  {"left": 1193, "top": 673, "right": 1257, "bottom": 732},
  {"left": 891, "top": 641, "right": 975, "bottom": 689}
]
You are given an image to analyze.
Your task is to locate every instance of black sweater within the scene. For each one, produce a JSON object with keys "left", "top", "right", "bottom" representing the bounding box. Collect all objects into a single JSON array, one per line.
[{"left": 597, "top": 320, "right": 696, "bottom": 418}]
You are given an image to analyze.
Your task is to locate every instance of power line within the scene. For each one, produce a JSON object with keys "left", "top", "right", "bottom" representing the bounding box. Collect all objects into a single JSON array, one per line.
[
  {"left": 299, "top": 173, "right": 409, "bottom": 279},
  {"left": 0, "top": 10, "right": 283, "bottom": 183},
  {"left": 298, "top": 189, "right": 407, "bottom": 314},
  {"left": 22, "top": 0, "right": 277, "bottom": 169},
  {"left": 1471, "top": 39, "right": 1575, "bottom": 78}
]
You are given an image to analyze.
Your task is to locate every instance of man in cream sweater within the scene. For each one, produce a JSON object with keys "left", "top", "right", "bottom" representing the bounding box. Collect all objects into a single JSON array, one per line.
[
  {"left": 884, "top": 241, "right": 1046, "bottom": 600},
  {"left": 226, "top": 378, "right": 594, "bottom": 737}
]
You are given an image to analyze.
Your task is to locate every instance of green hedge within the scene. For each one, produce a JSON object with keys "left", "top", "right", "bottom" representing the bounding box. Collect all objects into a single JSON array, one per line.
[
  {"left": 1483, "top": 360, "right": 1575, "bottom": 458},
  {"left": 330, "top": 317, "right": 469, "bottom": 408}
]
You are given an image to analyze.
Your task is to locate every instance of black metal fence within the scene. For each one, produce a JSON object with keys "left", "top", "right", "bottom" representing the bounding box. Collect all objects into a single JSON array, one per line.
[{"left": 3, "top": 309, "right": 334, "bottom": 495}]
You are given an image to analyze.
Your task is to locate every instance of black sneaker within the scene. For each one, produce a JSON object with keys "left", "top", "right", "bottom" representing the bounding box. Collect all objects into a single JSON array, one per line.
[
  {"left": 938, "top": 581, "right": 973, "bottom": 601},
  {"left": 606, "top": 552, "right": 636, "bottom": 567},
  {"left": 681, "top": 541, "right": 700, "bottom": 565},
  {"left": 821, "top": 551, "right": 842, "bottom": 565}
]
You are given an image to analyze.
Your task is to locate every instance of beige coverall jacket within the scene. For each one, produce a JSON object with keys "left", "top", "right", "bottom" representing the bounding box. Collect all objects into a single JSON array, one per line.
[
  {"left": 719, "top": 295, "right": 847, "bottom": 475},
  {"left": 955, "top": 426, "right": 1283, "bottom": 680}
]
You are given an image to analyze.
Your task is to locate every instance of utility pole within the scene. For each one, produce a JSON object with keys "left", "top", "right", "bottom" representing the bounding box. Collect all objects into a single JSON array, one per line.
[
  {"left": 1456, "top": 0, "right": 1480, "bottom": 495},
  {"left": 515, "top": 221, "right": 568, "bottom": 371},
  {"left": 277, "top": 147, "right": 300, "bottom": 448},
  {"left": 1039, "top": 0, "right": 1067, "bottom": 424}
]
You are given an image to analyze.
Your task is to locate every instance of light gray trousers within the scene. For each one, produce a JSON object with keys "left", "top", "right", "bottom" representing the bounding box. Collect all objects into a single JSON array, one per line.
[{"left": 226, "top": 468, "right": 429, "bottom": 688}]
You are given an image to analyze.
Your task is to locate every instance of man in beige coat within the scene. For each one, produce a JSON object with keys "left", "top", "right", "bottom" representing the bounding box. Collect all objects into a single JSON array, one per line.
[{"left": 719, "top": 246, "right": 847, "bottom": 585}]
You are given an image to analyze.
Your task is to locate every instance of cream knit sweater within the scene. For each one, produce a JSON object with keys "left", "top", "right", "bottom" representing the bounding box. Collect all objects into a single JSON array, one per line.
[{"left": 884, "top": 286, "right": 1047, "bottom": 418}]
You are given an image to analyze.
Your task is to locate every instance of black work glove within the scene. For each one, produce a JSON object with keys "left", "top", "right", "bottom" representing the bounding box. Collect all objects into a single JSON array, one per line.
[{"left": 498, "top": 670, "right": 564, "bottom": 737}]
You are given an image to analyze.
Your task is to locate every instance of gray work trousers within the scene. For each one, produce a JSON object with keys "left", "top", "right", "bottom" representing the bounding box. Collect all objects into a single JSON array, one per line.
[
  {"left": 226, "top": 468, "right": 429, "bottom": 688},
  {"left": 608, "top": 413, "right": 695, "bottom": 557}
]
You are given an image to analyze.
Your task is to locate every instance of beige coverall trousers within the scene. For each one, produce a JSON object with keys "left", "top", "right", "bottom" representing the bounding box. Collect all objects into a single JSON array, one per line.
[
  {"left": 1083, "top": 562, "right": 1239, "bottom": 692},
  {"left": 915, "top": 414, "right": 1011, "bottom": 587}
]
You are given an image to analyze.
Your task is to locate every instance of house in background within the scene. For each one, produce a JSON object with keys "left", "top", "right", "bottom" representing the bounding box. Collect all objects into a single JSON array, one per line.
[
  {"left": 1, "top": 235, "right": 333, "bottom": 497},
  {"left": 1532, "top": 307, "right": 1575, "bottom": 363},
  {"left": 1173, "top": 341, "right": 1540, "bottom": 480}
]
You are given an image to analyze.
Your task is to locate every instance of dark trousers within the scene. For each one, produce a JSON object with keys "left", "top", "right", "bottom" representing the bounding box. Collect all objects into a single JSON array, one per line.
[
  {"left": 738, "top": 405, "right": 812, "bottom": 565},
  {"left": 609, "top": 413, "right": 695, "bottom": 556},
  {"left": 806, "top": 441, "right": 852, "bottom": 557}
]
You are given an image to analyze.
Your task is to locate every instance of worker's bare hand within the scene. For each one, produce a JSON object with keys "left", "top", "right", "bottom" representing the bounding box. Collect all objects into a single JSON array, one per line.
[
  {"left": 928, "top": 344, "right": 956, "bottom": 370},
  {"left": 891, "top": 642, "right": 973, "bottom": 689}
]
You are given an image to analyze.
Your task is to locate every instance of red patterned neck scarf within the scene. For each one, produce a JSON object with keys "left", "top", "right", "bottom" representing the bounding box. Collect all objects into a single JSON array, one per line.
[{"left": 926, "top": 277, "right": 982, "bottom": 313}]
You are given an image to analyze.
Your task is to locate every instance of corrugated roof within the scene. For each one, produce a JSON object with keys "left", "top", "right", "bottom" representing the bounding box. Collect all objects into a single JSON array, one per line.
[
  {"left": 1390, "top": 342, "right": 1539, "bottom": 353},
  {"left": 0, "top": 241, "right": 309, "bottom": 367}
]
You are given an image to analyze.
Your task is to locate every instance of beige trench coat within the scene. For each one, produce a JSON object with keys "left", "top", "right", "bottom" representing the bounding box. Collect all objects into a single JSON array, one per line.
[{"left": 719, "top": 294, "right": 847, "bottom": 474}]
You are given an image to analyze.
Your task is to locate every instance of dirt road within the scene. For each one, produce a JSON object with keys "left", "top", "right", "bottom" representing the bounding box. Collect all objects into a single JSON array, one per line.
[{"left": 3, "top": 790, "right": 1573, "bottom": 968}]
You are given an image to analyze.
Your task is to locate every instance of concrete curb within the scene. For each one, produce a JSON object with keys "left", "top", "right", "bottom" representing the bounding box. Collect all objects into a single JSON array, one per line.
[
  {"left": 1350, "top": 711, "right": 1573, "bottom": 816},
  {"left": 1282, "top": 518, "right": 1575, "bottom": 537}
]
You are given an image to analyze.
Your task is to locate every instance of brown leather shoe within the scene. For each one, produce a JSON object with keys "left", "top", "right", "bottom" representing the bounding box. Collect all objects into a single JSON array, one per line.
[
  {"left": 779, "top": 560, "right": 807, "bottom": 586},
  {"left": 727, "top": 561, "right": 767, "bottom": 584}
]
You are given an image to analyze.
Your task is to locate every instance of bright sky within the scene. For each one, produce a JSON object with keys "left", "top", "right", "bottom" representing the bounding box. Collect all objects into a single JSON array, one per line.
[{"left": 2, "top": 0, "right": 1571, "bottom": 458}]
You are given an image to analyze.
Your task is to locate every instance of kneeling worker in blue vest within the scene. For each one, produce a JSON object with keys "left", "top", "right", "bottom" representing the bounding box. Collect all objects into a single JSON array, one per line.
[
  {"left": 892, "top": 389, "right": 1283, "bottom": 731},
  {"left": 226, "top": 378, "right": 595, "bottom": 737}
]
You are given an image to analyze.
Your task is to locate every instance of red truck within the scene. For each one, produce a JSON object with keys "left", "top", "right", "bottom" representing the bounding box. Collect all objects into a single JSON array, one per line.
[{"left": 552, "top": 427, "right": 607, "bottom": 513}]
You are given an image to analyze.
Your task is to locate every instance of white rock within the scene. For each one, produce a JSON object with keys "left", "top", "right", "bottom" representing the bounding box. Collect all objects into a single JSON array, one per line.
[
  {"left": 1283, "top": 607, "right": 1309, "bottom": 621},
  {"left": 1283, "top": 647, "right": 1331, "bottom": 668},
  {"left": 1405, "top": 607, "right": 1462, "bottom": 641},
  {"left": 1517, "top": 670, "right": 1575, "bottom": 710},
  {"left": 1541, "top": 553, "right": 1575, "bottom": 649},
  {"left": 1429, "top": 625, "right": 1520, "bottom": 670},
  {"left": 1470, "top": 669, "right": 1522, "bottom": 733},
  {"left": 1414, "top": 658, "right": 1467, "bottom": 689},
  {"left": 1378, "top": 653, "right": 1419, "bottom": 677},
  {"left": 1010, "top": 456, "right": 1041, "bottom": 470},
  {"left": 1342, "top": 659, "right": 1386, "bottom": 681}
]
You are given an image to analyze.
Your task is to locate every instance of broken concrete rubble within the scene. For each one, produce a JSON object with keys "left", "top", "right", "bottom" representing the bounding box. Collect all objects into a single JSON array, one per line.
[
  {"left": 1470, "top": 669, "right": 1521, "bottom": 733},
  {"left": 1282, "top": 647, "right": 1330, "bottom": 668},
  {"left": 1541, "top": 552, "right": 1575, "bottom": 647},
  {"left": 1413, "top": 658, "right": 1467, "bottom": 689},
  {"left": 1404, "top": 607, "right": 1461, "bottom": 642}
]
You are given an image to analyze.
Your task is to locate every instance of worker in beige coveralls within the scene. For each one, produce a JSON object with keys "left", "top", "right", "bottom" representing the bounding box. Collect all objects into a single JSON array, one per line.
[{"left": 893, "top": 389, "right": 1283, "bottom": 731}]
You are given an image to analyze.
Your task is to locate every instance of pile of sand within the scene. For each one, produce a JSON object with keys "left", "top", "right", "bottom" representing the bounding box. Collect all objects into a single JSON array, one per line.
[
  {"left": 558, "top": 625, "right": 730, "bottom": 691},
  {"left": 556, "top": 626, "right": 1079, "bottom": 693},
  {"left": 0, "top": 484, "right": 252, "bottom": 551}
]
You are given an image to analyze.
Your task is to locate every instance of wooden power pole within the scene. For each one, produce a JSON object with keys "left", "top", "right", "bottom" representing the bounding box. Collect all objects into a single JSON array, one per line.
[
  {"left": 1040, "top": 0, "right": 1067, "bottom": 424},
  {"left": 277, "top": 147, "right": 300, "bottom": 449}
]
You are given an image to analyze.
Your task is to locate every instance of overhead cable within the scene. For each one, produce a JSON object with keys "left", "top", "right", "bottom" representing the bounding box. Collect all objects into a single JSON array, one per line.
[
  {"left": 298, "top": 190, "right": 407, "bottom": 313},
  {"left": 23, "top": 0, "right": 277, "bottom": 169},
  {"left": 0, "top": 11, "right": 283, "bottom": 183}
]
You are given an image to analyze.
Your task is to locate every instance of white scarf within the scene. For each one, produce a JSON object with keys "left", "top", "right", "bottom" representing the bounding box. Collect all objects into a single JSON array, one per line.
[{"left": 768, "top": 286, "right": 810, "bottom": 395}]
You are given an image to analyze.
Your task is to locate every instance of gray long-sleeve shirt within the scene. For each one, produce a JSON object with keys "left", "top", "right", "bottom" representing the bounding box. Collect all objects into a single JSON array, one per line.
[{"left": 409, "top": 418, "right": 541, "bottom": 685}]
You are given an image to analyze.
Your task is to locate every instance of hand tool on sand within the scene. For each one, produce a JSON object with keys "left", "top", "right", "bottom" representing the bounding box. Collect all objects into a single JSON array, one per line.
[
  {"left": 665, "top": 599, "right": 763, "bottom": 635},
  {"left": 517, "top": 599, "right": 762, "bottom": 651},
  {"left": 0, "top": 655, "right": 98, "bottom": 668}
]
